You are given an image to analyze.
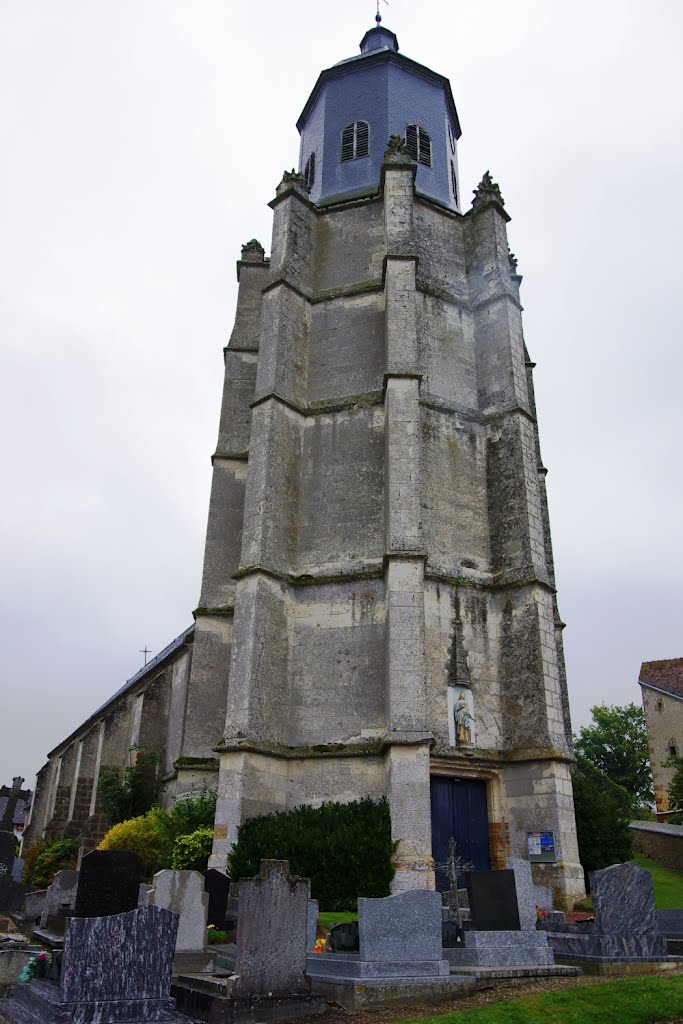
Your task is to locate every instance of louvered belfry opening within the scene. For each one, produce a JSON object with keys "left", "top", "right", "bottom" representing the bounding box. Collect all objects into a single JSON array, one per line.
[
  {"left": 450, "top": 162, "right": 458, "bottom": 206},
  {"left": 406, "top": 123, "right": 432, "bottom": 167},
  {"left": 304, "top": 152, "right": 316, "bottom": 189},
  {"left": 341, "top": 120, "right": 369, "bottom": 161}
]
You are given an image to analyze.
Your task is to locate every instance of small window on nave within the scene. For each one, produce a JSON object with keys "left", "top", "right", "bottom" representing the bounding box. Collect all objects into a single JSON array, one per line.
[
  {"left": 341, "top": 121, "right": 369, "bottom": 162},
  {"left": 406, "top": 124, "right": 432, "bottom": 167},
  {"left": 304, "top": 152, "right": 316, "bottom": 189}
]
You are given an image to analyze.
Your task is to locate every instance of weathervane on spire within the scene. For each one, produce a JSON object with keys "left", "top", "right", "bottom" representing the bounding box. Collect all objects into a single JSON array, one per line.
[{"left": 376, "top": 0, "right": 389, "bottom": 26}]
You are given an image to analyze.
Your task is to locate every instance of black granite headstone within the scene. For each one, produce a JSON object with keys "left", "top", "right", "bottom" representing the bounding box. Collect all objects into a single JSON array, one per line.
[
  {"left": 74, "top": 850, "right": 142, "bottom": 918},
  {"left": 466, "top": 869, "right": 520, "bottom": 931},
  {"left": 5, "top": 906, "right": 190, "bottom": 1024},
  {"left": 0, "top": 829, "right": 17, "bottom": 908},
  {"left": 203, "top": 868, "right": 230, "bottom": 928}
]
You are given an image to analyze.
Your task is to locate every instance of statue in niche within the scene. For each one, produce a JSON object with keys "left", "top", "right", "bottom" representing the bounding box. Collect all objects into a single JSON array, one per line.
[{"left": 454, "top": 690, "right": 473, "bottom": 746}]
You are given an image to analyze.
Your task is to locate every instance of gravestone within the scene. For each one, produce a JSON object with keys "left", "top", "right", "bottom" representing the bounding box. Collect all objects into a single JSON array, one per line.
[
  {"left": 11, "top": 859, "right": 23, "bottom": 884},
  {"left": 329, "top": 921, "right": 359, "bottom": 952},
  {"left": 74, "top": 849, "right": 141, "bottom": 917},
  {"left": 138, "top": 882, "right": 153, "bottom": 905},
  {"left": 22, "top": 890, "right": 47, "bottom": 926},
  {"left": 4, "top": 905, "right": 190, "bottom": 1023},
  {"left": 307, "top": 899, "right": 319, "bottom": 951},
  {"left": 308, "top": 890, "right": 456, "bottom": 985},
  {"left": 657, "top": 909, "right": 683, "bottom": 939},
  {"left": 592, "top": 861, "right": 658, "bottom": 938},
  {"left": 0, "top": 831, "right": 16, "bottom": 908},
  {"left": 145, "top": 870, "right": 210, "bottom": 973},
  {"left": 232, "top": 859, "right": 309, "bottom": 997},
  {"left": 466, "top": 869, "right": 520, "bottom": 931},
  {"left": 445, "top": 865, "right": 555, "bottom": 969},
  {"left": 39, "top": 870, "right": 79, "bottom": 930},
  {"left": 203, "top": 868, "right": 230, "bottom": 928},
  {"left": 358, "top": 890, "right": 444, "bottom": 963},
  {"left": 507, "top": 856, "right": 538, "bottom": 930},
  {"left": 542, "top": 861, "right": 674, "bottom": 962}
]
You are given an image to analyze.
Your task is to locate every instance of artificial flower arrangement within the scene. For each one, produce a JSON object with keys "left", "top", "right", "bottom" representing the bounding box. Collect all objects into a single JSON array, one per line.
[{"left": 18, "top": 951, "right": 51, "bottom": 983}]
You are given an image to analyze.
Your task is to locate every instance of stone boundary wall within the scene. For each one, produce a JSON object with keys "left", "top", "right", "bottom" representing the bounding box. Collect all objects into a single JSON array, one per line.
[{"left": 630, "top": 821, "right": 683, "bottom": 872}]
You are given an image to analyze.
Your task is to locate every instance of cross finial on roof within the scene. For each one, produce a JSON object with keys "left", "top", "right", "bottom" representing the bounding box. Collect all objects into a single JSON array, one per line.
[
  {"left": 376, "top": 0, "right": 388, "bottom": 25},
  {"left": 139, "top": 645, "right": 151, "bottom": 666}
]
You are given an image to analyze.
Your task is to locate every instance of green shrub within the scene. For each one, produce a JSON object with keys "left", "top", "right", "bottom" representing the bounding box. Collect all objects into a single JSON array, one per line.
[
  {"left": 96, "top": 788, "right": 218, "bottom": 875},
  {"left": 25, "top": 837, "right": 79, "bottom": 888},
  {"left": 207, "top": 928, "right": 229, "bottom": 944},
  {"left": 228, "top": 797, "right": 396, "bottom": 911},
  {"left": 21, "top": 838, "right": 47, "bottom": 885},
  {"left": 172, "top": 827, "right": 214, "bottom": 871},
  {"left": 572, "top": 752, "right": 633, "bottom": 881},
  {"left": 98, "top": 807, "right": 173, "bottom": 874},
  {"left": 168, "top": 787, "right": 216, "bottom": 837}
]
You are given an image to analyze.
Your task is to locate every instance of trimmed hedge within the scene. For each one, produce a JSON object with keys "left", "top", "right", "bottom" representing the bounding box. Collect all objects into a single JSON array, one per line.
[{"left": 228, "top": 797, "right": 396, "bottom": 911}]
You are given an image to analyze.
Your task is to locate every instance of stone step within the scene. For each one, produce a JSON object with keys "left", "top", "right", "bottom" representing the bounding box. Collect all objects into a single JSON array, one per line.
[
  {"left": 211, "top": 944, "right": 236, "bottom": 972},
  {"left": 175, "top": 973, "right": 232, "bottom": 996}
]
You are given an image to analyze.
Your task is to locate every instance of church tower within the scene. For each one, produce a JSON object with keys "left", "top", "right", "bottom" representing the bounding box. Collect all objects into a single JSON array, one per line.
[{"left": 183, "top": 23, "right": 584, "bottom": 905}]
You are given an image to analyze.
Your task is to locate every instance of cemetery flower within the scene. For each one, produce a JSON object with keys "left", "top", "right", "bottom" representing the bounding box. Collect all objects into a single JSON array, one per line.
[
  {"left": 19, "top": 952, "right": 51, "bottom": 983},
  {"left": 535, "top": 903, "right": 548, "bottom": 921},
  {"left": 312, "top": 937, "right": 326, "bottom": 953}
]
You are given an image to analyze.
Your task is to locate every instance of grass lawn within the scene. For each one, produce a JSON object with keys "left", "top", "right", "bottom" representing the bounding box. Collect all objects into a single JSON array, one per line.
[
  {"left": 400, "top": 976, "right": 683, "bottom": 1024},
  {"left": 634, "top": 854, "right": 683, "bottom": 909},
  {"left": 318, "top": 911, "right": 357, "bottom": 930}
]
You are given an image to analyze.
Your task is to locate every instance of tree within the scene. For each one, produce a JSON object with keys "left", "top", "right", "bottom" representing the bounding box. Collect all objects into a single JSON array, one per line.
[
  {"left": 572, "top": 752, "right": 633, "bottom": 881},
  {"left": 574, "top": 703, "right": 654, "bottom": 808}
]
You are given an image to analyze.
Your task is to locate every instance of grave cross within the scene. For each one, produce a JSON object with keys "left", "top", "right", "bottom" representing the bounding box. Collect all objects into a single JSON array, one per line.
[
  {"left": 435, "top": 836, "right": 473, "bottom": 931},
  {"left": 0, "top": 776, "right": 24, "bottom": 832}
]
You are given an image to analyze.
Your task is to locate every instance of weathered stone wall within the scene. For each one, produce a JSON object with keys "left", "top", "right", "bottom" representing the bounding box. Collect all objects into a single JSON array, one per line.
[
  {"left": 641, "top": 687, "right": 683, "bottom": 811},
  {"left": 631, "top": 822, "right": 683, "bottom": 872}
]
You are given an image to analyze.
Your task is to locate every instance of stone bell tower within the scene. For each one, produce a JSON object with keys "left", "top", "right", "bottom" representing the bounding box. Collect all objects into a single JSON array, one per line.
[{"left": 182, "top": 23, "right": 584, "bottom": 906}]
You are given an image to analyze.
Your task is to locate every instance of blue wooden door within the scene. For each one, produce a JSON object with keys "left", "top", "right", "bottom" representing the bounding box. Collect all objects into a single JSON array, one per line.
[{"left": 430, "top": 775, "right": 490, "bottom": 891}]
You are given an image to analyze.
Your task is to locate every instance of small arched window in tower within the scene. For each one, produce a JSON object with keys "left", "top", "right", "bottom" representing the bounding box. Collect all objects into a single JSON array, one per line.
[
  {"left": 304, "top": 152, "right": 315, "bottom": 190},
  {"left": 450, "top": 162, "right": 459, "bottom": 207},
  {"left": 406, "top": 124, "right": 432, "bottom": 167},
  {"left": 341, "top": 121, "right": 369, "bottom": 162},
  {"left": 657, "top": 699, "right": 664, "bottom": 712},
  {"left": 669, "top": 739, "right": 678, "bottom": 758}
]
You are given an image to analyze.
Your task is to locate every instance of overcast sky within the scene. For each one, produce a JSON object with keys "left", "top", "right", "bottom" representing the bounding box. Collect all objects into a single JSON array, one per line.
[{"left": 1, "top": 0, "right": 682, "bottom": 788}]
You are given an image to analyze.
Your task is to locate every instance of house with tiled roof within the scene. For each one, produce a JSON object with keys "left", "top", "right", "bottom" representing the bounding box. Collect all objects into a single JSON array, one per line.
[{"left": 639, "top": 658, "right": 683, "bottom": 813}]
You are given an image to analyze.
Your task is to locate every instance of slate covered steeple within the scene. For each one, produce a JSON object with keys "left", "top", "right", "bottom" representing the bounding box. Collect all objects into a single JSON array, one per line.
[{"left": 297, "top": 26, "right": 462, "bottom": 210}]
